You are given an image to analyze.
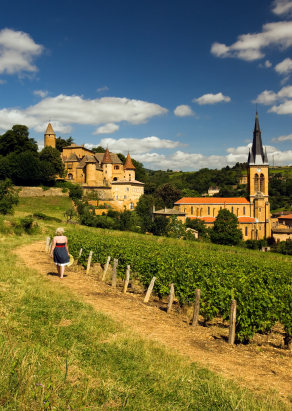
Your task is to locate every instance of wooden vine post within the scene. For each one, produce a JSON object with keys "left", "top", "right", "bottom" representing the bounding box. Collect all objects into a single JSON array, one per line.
[
  {"left": 144, "top": 277, "right": 156, "bottom": 303},
  {"left": 123, "top": 265, "right": 130, "bottom": 294},
  {"left": 86, "top": 251, "right": 93, "bottom": 275},
  {"left": 167, "top": 283, "right": 175, "bottom": 313},
  {"left": 76, "top": 248, "right": 83, "bottom": 265},
  {"left": 102, "top": 256, "right": 111, "bottom": 281},
  {"left": 45, "top": 236, "right": 51, "bottom": 253},
  {"left": 192, "top": 289, "right": 201, "bottom": 327},
  {"left": 228, "top": 299, "right": 237, "bottom": 345},
  {"left": 111, "top": 259, "right": 118, "bottom": 287}
]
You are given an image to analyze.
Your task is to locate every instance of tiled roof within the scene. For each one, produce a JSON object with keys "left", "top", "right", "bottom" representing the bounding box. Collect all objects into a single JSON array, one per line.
[
  {"left": 278, "top": 214, "right": 292, "bottom": 219},
  {"left": 124, "top": 153, "right": 136, "bottom": 170},
  {"left": 175, "top": 197, "right": 250, "bottom": 204},
  {"left": 64, "top": 153, "right": 79, "bottom": 162},
  {"left": 238, "top": 217, "right": 256, "bottom": 223},
  {"left": 85, "top": 155, "right": 97, "bottom": 163},
  {"left": 190, "top": 217, "right": 215, "bottom": 223},
  {"left": 154, "top": 209, "right": 186, "bottom": 215},
  {"left": 102, "top": 148, "right": 113, "bottom": 164},
  {"left": 45, "top": 123, "right": 55, "bottom": 135}
]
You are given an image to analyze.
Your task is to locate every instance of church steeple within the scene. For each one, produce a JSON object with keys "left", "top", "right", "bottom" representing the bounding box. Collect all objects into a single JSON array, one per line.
[{"left": 248, "top": 111, "right": 268, "bottom": 166}]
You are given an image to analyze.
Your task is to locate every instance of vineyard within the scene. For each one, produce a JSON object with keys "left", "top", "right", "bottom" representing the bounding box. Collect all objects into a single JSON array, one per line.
[{"left": 67, "top": 230, "right": 292, "bottom": 342}]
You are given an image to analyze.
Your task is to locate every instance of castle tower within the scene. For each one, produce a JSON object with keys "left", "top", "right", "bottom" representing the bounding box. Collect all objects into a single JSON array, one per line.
[
  {"left": 85, "top": 156, "right": 98, "bottom": 186},
  {"left": 247, "top": 112, "right": 270, "bottom": 239},
  {"left": 101, "top": 148, "right": 113, "bottom": 182},
  {"left": 123, "top": 153, "right": 136, "bottom": 181},
  {"left": 44, "top": 123, "right": 56, "bottom": 148}
]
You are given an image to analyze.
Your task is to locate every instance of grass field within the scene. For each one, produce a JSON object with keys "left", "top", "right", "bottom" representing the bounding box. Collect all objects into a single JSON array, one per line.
[
  {"left": 0, "top": 197, "right": 291, "bottom": 409},
  {"left": 14, "top": 196, "right": 73, "bottom": 219}
]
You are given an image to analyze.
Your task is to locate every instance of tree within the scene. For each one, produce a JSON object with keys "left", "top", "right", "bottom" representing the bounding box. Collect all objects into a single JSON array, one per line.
[
  {"left": 92, "top": 146, "right": 106, "bottom": 153},
  {"left": 155, "top": 183, "right": 181, "bottom": 208},
  {"left": 55, "top": 136, "right": 74, "bottom": 152},
  {"left": 7, "top": 152, "right": 43, "bottom": 186},
  {"left": 185, "top": 217, "right": 208, "bottom": 239},
  {"left": 39, "top": 146, "right": 66, "bottom": 178},
  {"left": 210, "top": 209, "right": 243, "bottom": 246},
  {"left": 0, "top": 179, "right": 19, "bottom": 214},
  {"left": 0, "top": 125, "right": 38, "bottom": 157},
  {"left": 135, "top": 194, "right": 155, "bottom": 233},
  {"left": 144, "top": 182, "right": 157, "bottom": 195},
  {"left": 69, "top": 184, "right": 83, "bottom": 200},
  {"left": 181, "top": 188, "right": 200, "bottom": 198},
  {"left": 152, "top": 216, "right": 169, "bottom": 236}
]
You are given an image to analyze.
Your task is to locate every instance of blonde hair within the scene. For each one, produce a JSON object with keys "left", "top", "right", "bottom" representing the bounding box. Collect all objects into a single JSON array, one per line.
[{"left": 55, "top": 227, "right": 65, "bottom": 236}]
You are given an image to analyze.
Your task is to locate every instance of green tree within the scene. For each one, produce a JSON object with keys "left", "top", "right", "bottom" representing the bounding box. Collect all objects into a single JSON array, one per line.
[
  {"left": 39, "top": 146, "right": 66, "bottom": 178},
  {"left": 0, "top": 179, "right": 19, "bottom": 214},
  {"left": 155, "top": 183, "right": 181, "bottom": 208},
  {"left": 69, "top": 184, "right": 83, "bottom": 200},
  {"left": 185, "top": 217, "right": 208, "bottom": 239},
  {"left": 210, "top": 209, "right": 243, "bottom": 246},
  {"left": 0, "top": 125, "right": 38, "bottom": 157},
  {"left": 152, "top": 216, "right": 169, "bottom": 236},
  {"left": 135, "top": 194, "right": 155, "bottom": 233},
  {"left": 92, "top": 146, "right": 106, "bottom": 153},
  {"left": 55, "top": 136, "right": 74, "bottom": 152},
  {"left": 181, "top": 188, "right": 200, "bottom": 198}
]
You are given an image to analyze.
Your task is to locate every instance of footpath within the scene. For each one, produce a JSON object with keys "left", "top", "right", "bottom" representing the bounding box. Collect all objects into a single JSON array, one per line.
[{"left": 16, "top": 241, "right": 292, "bottom": 401}]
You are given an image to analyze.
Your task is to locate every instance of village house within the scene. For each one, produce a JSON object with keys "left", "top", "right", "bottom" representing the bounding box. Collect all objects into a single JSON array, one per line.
[
  {"left": 44, "top": 123, "right": 144, "bottom": 209},
  {"left": 173, "top": 112, "right": 271, "bottom": 241}
]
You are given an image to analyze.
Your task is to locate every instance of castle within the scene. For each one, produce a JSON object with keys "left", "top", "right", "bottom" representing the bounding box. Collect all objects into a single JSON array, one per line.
[
  {"left": 44, "top": 123, "right": 144, "bottom": 208},
  {"left": 172, "top": 112, "right": 271, "bottom": 240}
]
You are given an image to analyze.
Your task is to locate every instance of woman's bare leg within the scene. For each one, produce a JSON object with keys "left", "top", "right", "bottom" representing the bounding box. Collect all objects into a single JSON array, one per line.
[
  {"left": 60, "top": 265, "right": 65, "bottom": 278},
  {"left": 57, "top": 265, "right": 61, "bottom": 277}
]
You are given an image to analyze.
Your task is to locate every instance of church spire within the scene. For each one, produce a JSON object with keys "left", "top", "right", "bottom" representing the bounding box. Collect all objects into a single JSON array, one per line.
[
  {"left": 247, "top": 111, "right": 268, "bottom": 166},
  {"left": 123, "top": 153, "right": 136, "bottom": 170}
]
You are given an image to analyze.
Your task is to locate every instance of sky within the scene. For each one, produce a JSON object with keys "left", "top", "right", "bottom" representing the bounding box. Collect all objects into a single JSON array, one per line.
[{"left": 1, "top": 0, "right": 292, "bottom": 171}]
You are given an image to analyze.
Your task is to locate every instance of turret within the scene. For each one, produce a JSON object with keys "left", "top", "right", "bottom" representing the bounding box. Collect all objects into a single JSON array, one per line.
[
  {"left": 123, "top": 153, "right": 136, "bottom": 181},
  {"left": 101, "top": 148, "right": 113, "bottom": 182},
  {"left": 44, "top": 123, "right": 56, "bottom": 148}
]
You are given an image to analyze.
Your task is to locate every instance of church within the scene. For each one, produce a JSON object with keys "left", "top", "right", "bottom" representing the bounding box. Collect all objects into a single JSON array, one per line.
[
  {"left": 44, "top": 123, "right": 144, "bottom": 208},
  {"left": 173, "top": 112, "right": 271, "bottom": 240}
]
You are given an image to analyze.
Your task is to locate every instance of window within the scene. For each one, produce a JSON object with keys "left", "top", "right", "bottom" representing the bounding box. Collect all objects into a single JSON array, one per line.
[
  {"left": 254, "top": 173, "right": 259, "bottom": 192},
  {"left": 245, "top": 227, "right": 248, "bottom": 236},
  {"left": 114, "top": 166, "right": 119, "bottom": 170},
  {"left": 243, "top": 206, "right": 245, "bottom": 215},
  {"left": 197, "top": 208, "right": 199, "bottom": 216},
  {"left": 116, "top": 195, "right": 118, "bottom": 200},
  {"left": 68, "top": 173, "right": 73, "bottom": 180},
  {"left": 208, "top": 207, "right": 210, "bottom": 215},
  {"left": 260, "top": 174, "right": 265, "bottom": 192},
  {"left": 259, "top": 225, "right": 261, "bottom": 230},
  {"left": 129, "top": 176, "right": 131, "bottom": 181},
  {"left": 67, "top": 163, "right": 73, "bottom": 169},
  {"left": 231, "top": 206, "right": 233, "bottom": 214},
  {"left": 191, "top": 207, "right": 193, "bottom": 215},
  {"left": 220, "top": 206, "right": 222, "bottom": 210},
  {"left": 126, "top": 187, "right": 129, "bottom": 191},
  {"left": 124, "top": 195, "right": 127, "bottom": 199},
  {"left": 129, "top": 203, "right": 134, "bottom": 210},
  {"left": 259, "top": 207, "right": 261, "bottom": 212}
]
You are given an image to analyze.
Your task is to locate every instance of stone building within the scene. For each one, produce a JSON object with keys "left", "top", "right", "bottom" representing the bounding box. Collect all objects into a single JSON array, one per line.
[
  {"left": 173, "top": 112, "right": 271, "bottom": 240},
  {"left": 44, "top": 123, "right": 144, "bottom": 208}
]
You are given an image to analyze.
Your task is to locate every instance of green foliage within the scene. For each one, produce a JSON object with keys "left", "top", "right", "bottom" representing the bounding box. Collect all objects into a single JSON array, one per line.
[
  {"left": 13, "top": 216, "right": 39, "bottom": 235},
  {"left": 55, "top": 136, "right": 74, "bottom": 152},
  {"left": 0, "top": 125, "right": 38, "bottom": 157},
  {"left": 39, "top": 146, "right": 67, "bottom": 178},
  {"left": 69, "top": 184, "right": 83, "bottom": 200},
  {"left": 67, "top": 228, "right": 292, "bottom": 342},
  {"left": 0, "top": 179, "right": 19, "bottom": 215},
  {"left": 64, "top": 208, "right": 76, "bottom": 222},
  {"left": 210, "top": 209, "right": 243, "bottom": 246},
  {"left": 181, "top": 188, "right": 201, "bottom": 197},
  {"left": 186, "top": 217, "right": 209, "bottom": 239},
  {"left": 155, "top": 183, "right": 181, "bottom": 208},
  {"left": 92, "top": 145, "right": 106, "bottom": 153},
  {"left": 33, "top": 212, "right": 62, "bottom": 223}
]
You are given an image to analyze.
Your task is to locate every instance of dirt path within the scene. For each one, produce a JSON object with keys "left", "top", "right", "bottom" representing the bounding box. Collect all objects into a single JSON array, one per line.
[{"left": 15, "top": 241, "right": 292, "bottom": 401}]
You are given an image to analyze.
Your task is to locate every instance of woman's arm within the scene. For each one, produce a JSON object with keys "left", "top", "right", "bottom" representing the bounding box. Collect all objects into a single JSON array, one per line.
[
  {"left": 50, "top": 237, "right": 56, "bottom": 257},
  {"left": 65, "top": 237, "right": 69, "bottom": 255}
]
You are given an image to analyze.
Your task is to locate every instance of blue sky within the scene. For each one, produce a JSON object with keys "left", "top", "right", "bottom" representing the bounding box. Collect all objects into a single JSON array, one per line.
[{"left": 1, "top": 0, "right": 292, "bottom": 170}]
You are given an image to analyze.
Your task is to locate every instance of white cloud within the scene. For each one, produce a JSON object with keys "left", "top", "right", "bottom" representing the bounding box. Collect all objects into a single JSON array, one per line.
[
  {"left": 281, "top": 75, "right": 290, "bottom": 84},
  {"left": 211, "top": 22, "right": 292, "bottom": 61},
  {"left": 253, "top": 85, "right": 292, "bottom": 106},
  {"left": 85, "top": 136, "right": 186, "bottom": 155},
  {"left": 132, "top": 144, "right": 292, "bottom": 171},
  {"left": 259, "top": 60, "right": 273, "bottom": 68},
  {"left": 272, "top": 0, "right": 292, "bottom": 16},
  {"left": 193, "top": 92, "right": 231, "bottom": 105},
  {"left": 275, "top": 57, "right": 292, "bottom": 74},
  {"left": 244, "top": 139, "right": 252, "bottom": 143},
  {"left": 174, "top": 105, "right": 195, "bottom": 117},
  {"left": 33, "top": 89, "right": 48, "bottom": 98},
  {"left": 97, "top": 86, "right": 109, "bottom": 93},
  {"left": 93, "top": 123, "right": 119, "bottom": 134},
  {"left": 0, "top": 28, "right": 43, "bottom": 75},
  {"left": 0, "top": 79, "right": 6, "bottom": 84},
  {"left": 0, "top": 94, "right": 168, "bottom": 133},
  {"left": 272, "top": 133, "right": 292, "bottom": 142}
]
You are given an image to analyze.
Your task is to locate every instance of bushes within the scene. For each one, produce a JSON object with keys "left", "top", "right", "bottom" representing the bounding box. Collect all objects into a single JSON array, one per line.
[
  {"left": 69, "top": 184, "right": 83, "bottom": 200},
  {"left": 13, "top": 217, "right": 39, "bottom": 235},
  {"left": 0, "top": 179, "right": 19, "bottom": 215},
  {"left": 33, "top": 212, "right": 62, "bottom": 223}
]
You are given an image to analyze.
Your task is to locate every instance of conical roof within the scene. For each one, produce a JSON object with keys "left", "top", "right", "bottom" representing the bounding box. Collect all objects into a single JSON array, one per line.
[
  {"left": 45, "top": 123, "right": 55, "bottom": 135},
  {"left": 101, "top": 148, "right": 113, "bottom": 164},
  {"left": 123, "top": 153, "right": 135, "bottom": 170},
  {"left": 247, "top": 112, "right": 268, "bottom": 166}
]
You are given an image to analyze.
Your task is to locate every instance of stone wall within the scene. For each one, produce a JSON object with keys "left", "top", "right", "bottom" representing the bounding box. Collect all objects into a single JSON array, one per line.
[{"left": 17, "top": 187, "right": 69, "bottom": 197}]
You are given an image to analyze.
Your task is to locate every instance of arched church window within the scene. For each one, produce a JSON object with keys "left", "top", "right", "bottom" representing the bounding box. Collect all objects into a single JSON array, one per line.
[
  {"left": 231, "top": 206, "right": 233, "bottom": 214},
  {"left": 260, "top": 174, "right": 265, "bottom": 192},
  {"left": 68, "top": 173, "right": 73, "bottom": 180},
  {"left": 208, "top": 207, "right": 210, "bottom": 215},
  {"left": 254, "top": 174, "right": 259, "bottom": 192},
  {"left": 191, "top": 207, "right": 193, "bottom": 215},
  {"left": 243, "top": 206, "right": 245, "bottom": 215}
]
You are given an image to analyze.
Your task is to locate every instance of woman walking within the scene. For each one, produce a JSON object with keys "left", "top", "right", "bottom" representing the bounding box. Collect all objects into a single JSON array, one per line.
[{"left": 50, "top": 227, "right": 70, "bottom": 278}]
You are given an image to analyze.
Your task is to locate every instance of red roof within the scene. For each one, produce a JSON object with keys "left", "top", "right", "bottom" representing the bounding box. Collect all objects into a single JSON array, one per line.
[
  {"left": 189, "top": 216, "right": 256, "bottom": 223},
  {"left": 175, "top": 197, "right": 250, "bottom": 204},
  {"left": 123, "top": 153, "right": 136, "bottom": 170},
  {"left": 278, "top": 214, "right": 292, "bottom": 219},
  {"left": 102, "top": 148, "right": 113, "bottom": 164}
]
